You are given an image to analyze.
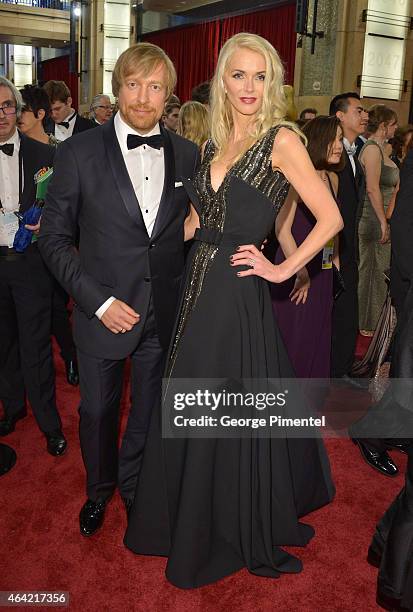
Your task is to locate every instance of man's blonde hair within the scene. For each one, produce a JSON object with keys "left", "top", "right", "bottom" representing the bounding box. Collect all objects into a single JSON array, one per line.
[
  {"left": 112, "top": 43, "right": 177, "bottom": 99},
  {"left": 210, "top": 33, "right": 300, "bottom": 160}
]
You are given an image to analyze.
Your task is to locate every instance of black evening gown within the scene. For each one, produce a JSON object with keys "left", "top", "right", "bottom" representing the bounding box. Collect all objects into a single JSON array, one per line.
[{"left": 124, "top": 126, "right": 335, "bottom": 589}]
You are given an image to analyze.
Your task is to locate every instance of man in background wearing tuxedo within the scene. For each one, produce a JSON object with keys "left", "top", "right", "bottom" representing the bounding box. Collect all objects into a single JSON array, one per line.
[
  {"left": 0, "top": 76, "right": 65, "bottom": 456},
  {"left": 39, "top": 43, "right": 199, "bottom": 536},
  {"left": 43, "top": 80, "right": 96, "bottom": 141},
  {"left": 330, "top": 92, "right": 397, "bottom": 477}
]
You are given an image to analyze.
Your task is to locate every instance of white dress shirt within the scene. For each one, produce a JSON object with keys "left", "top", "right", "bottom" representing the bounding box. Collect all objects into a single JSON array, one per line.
[
  {"left": 114, "top": 111, "right": 164, "bottom": 235},
  {"left": 343, "top": 137, "right": 356, "bottom": 176},
  {"left": 0, "top": 128, "right": 21, "bottom": 212},
  {"left": 0, "top": 129, "right": 23, "bottom": 247},
  {"left": 95, "top": 111, "right": 165, "bottom": 320},
  {"left": 54, "top": 110, "right": 77, "bottom": 142}
]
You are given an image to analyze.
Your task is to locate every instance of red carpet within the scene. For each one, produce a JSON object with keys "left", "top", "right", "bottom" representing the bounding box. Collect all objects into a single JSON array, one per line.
[
  {"left": 355, "top": 333, "right": 373, "bottom": 361},
  {"left": 0, "top": 347, "right": 405, "bottom": 611}
]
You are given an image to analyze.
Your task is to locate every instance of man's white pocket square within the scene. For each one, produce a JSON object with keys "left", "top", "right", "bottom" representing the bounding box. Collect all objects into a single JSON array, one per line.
[{"left": 174, "top": 181, "right": 183, "bottom": 187}]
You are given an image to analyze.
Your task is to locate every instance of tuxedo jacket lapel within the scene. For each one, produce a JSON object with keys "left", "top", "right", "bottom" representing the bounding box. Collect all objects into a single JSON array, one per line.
[
  {"left": 102, "top": 119, "right": 147, "bottom": 234},
  {"left": 355, "top": 156, "right": 364, "bottom": 187},
  {"left": 151, "top": 126, "right": 175, "bottom": 239},
  {"left": 345, "top": 152, "right": 356, "bottom": 185}
]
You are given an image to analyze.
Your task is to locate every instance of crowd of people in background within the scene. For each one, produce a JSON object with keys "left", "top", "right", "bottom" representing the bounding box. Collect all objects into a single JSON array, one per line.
[
  {"left": 1, "top": 40, "right": 413, "bottom": 607},
  {"left": 1, "top": 73, "right": 411, "bottom": 473}
]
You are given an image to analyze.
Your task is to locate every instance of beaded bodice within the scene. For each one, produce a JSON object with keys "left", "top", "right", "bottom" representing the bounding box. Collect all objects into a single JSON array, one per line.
[{"left": 195, "top": 125, "right": 291, "bottom": 231}]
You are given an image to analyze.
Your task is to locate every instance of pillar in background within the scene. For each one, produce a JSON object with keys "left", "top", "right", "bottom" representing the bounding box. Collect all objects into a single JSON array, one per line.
[
  {"left": 293, "top": 0, "right": 413, "bottom": 122},
  {"left": 6, "top": 44, "right": 34, "bottom": 87},
  {"left": 84, "top": 0, "right": 132, "bottom": 110}
]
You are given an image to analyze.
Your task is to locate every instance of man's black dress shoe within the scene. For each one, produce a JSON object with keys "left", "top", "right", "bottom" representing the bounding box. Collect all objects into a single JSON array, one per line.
[
  {"left": 45, "top": 431, "right": 67, "bottom": 456},
  {"left": 0, "top": 408, "right": 27, "bottom": 437},
  {"left": 65, "top": 360, "right": 79, "bottom": 386},
  {"left": 79, "top": 499, "right": 106, "bottom": 536},
  {"left": 353, "top": 440, "right": 399, "bottom": 476},
  {"left": 0, "top": 443, "right": 17, "bottom": 476}
]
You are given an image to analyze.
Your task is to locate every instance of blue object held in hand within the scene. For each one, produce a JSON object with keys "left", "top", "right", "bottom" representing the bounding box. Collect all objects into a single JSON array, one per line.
[{"left": 13, "top": 203, "right": 43, "bottom": 253}]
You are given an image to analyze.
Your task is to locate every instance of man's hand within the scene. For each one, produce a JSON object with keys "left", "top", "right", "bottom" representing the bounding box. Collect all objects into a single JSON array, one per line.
[
  {"left": 25, "top": 220, "right": 41, "bottom": 235},
  {"left": 100, "top": 299, "right": 140, "bottom": 334}
]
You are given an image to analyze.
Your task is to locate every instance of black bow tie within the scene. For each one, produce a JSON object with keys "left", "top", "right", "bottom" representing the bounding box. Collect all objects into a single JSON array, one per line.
[
  {"left": 0, "top": 143, "right": 14, "bottom": 156},
  {"left": 127, "top": 133, "right": 164, "bottom": 150},
  {"left": 57, "top": 111, "right": 76, "bottom": 130}
]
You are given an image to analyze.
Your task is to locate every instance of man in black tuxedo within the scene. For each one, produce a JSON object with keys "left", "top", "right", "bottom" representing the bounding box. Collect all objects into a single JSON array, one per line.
[
  {"left": 43, "top": 80, "right": 96, "bottom": 141},
  {"left": 330, "top": 92, "right": 397, "bottom": 476},
  {"left": 0, "top": 76, "right": 66, "bottom": 456},
  {"left": 330, "top": 93, "right": 367, "bottom": 380},
  {"left": 39, "top": 43, "right": 199, "bottom": 536}
]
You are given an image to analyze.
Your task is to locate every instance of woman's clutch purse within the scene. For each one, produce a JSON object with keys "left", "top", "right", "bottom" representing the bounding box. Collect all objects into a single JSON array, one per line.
[{"left": 332, "top": 263, "right": 346, "bottom": 301}]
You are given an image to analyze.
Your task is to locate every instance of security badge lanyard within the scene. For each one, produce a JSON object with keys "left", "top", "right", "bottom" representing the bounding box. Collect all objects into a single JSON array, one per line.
[
  {"left": 322, "top": 238, "right": 334, "bottom": 270},
  {"left": 0, "top": 148, "right": 23, "bottom": 248}
]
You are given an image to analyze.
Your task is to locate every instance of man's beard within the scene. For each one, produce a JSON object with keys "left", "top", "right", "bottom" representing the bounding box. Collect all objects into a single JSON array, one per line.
[{"left": 123, "top": 105, "right": 158, "bottom": 132}]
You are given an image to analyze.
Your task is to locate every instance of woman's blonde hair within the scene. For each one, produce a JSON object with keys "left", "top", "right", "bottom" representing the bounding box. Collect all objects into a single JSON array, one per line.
[
  {"left": 112, "top": 42, "right": 176, "bottom": 99},
  {"left": 282, "top": 84, "right": 298, "bottom": 122},
  {"left": 177, "top": 101, "right": 210, "bottom": 148},
  {"left": 210, "top": 33, "right": 297, "bottom": 159}
]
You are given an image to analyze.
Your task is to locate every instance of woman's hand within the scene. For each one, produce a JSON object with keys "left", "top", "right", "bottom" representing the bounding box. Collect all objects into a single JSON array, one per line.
[
  {"left": 290, "top": 268, "right": 310, "bottom": 304},
  {"left": 379, "top": 220, "right": 390, "bottom": 244},
  {"left": 230, "top": 244, "right": 288, "bottom": 283}
]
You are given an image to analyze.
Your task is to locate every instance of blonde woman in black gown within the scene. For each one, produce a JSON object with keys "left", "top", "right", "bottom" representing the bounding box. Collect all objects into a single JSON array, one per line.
[{"left": 125, "top": 33, "right": 343, "bottom": 589}]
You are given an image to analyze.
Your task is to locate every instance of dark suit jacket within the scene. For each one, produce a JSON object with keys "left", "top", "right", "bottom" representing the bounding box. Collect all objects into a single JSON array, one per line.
[
  {"left": 18, "top": 133, "right": 55, "bottom": 212},
  {"left": 390, "top": 149, "right": 413, "bottom": 312},
  {"left": 38, "top": 118, "right": 199, "bottom": 360},
  {"left": 336, "top": 151, "right": 365, "bottom": 270},
  {"left": 51, "top": 113, "right": 96, "bottom": 136},
  {"left": 355, "top": 136, "right": 366, "bottom": 158}
]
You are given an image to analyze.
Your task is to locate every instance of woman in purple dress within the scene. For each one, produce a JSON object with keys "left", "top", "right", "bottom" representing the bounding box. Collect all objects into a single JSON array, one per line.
[{"left": 272, "top": 115, "right": 344, "bottom": 377}]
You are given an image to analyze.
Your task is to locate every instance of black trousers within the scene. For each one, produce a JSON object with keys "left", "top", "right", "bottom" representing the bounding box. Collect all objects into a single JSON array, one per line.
[
  {"left": 331, "top": 263, "right": 359, "bottom": 378},
  {"left": 52, "top": 282, "right": 76, "bottom": 363},
  {"left": 77, "top": 301, "right": 165, "bottom": 502},
  {"left": 0, "top": 249, "right": 61, "bottom": 434}
]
